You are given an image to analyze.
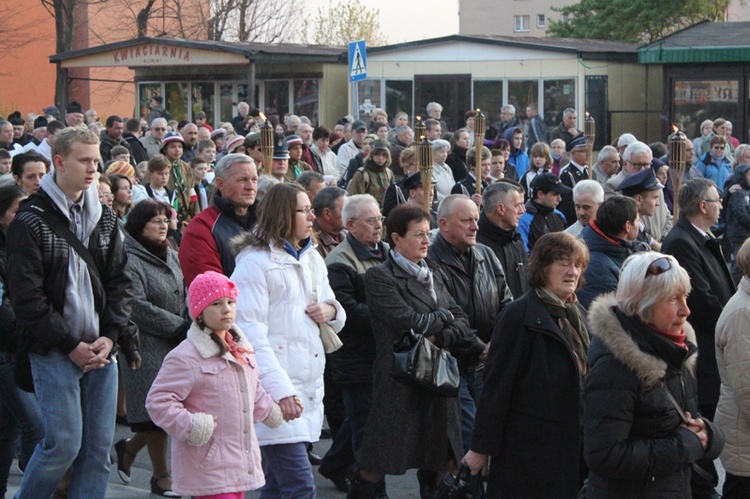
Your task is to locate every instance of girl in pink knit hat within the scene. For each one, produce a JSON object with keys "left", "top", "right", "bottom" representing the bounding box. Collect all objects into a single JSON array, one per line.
[{"left": 146, "top": 271, "right": 283, "bottom": 499}]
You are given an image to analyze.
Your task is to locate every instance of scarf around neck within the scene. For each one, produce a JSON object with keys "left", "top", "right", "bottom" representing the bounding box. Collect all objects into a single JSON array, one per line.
[
  {"left": 391, "top": 249, "right": 436, "bottom": 301},
  {"left": 536, "top": 286, "right": 589, "bottom": 383}
]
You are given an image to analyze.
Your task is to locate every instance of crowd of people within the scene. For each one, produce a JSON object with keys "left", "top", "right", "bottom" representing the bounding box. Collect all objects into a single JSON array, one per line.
[{"left": 0, "top": 97, "right": 749, "bottom": 499}]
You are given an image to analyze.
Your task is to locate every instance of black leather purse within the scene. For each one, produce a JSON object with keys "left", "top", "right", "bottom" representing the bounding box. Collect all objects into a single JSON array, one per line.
[
  {"left": 434, "top": 465, "right": 486, "bottom": 499},
  {"left": 390, "top": 328, "right": 460, "bottom": 397}
]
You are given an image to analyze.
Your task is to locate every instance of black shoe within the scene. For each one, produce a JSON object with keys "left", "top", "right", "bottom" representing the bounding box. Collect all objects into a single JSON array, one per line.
[
  {"left": 114, "top": 438, "right": 131, "bottom": 484},
  {"left": 417, "top": 469, "right": 437, "bottom": 499},
  {"left": 347, "top": 472, "right": 379, "bottom": 499},
  {"left": 150, "top": 474, "right": 180, "bottom": 497},
  {"left": 308, "top": 449, "right": 323, "bottom": 466},
  {"left": 115, "top": 414, "right": 129, "bottom": 426},
  {"left": 319, "top": 466, "right": 350, "bottom": 492}
]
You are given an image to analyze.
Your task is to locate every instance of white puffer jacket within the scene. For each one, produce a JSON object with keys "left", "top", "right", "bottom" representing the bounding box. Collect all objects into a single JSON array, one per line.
[
  {"left": 716, "top": 276, "right": 750, "bottom": 476},
  {"left": 231, "top": 235, "right": 346, "bottom": 445}
]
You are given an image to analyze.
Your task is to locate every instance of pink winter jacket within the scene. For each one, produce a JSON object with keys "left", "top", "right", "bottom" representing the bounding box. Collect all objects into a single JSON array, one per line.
[{"left": 146, "top": 322, "right": 283, "bottom": 497}]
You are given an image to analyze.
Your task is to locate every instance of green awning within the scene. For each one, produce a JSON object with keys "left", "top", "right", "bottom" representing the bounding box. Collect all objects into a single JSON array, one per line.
[{"left": 639, "top": 44, "right": 750, "bottom": 64}]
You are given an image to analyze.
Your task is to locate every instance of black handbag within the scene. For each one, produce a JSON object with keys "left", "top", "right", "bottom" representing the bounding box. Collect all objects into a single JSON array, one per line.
[
  {"left": 434, "top": 466, "right": 486, "bottom": 499},
  {"left": 390, "top": 328, "right": 460, "bottom": 397}
]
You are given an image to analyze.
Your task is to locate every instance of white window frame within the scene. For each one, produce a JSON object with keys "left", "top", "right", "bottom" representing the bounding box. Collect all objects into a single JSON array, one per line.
[
  {"left": 537, "top": 14, "right": 546, "bottom": 28},
  {"left": 514, "top": 15, "right": 530, "bottom": 32}
]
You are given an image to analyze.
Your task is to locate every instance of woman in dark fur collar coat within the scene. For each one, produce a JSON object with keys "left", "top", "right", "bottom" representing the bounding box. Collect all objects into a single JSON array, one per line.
[{"left": 584, "top": 252, "right": 724, "bottom": 498}]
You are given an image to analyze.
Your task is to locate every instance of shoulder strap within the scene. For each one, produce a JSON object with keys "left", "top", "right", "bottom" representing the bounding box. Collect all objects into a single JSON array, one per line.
[{"left": 26, "top": 197, "right": 105, "bottom": 311}]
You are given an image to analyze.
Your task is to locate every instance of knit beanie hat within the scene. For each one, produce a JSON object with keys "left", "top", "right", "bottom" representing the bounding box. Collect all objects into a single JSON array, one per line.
[
  {"left": 188, "top": 271, "right": 239, "bottom": 320},
  {"left": 106, "top": 161, "right": 135, "bottom": 179}
]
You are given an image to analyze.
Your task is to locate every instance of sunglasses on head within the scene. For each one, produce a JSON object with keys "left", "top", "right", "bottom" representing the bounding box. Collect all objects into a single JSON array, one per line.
[{"left": 646, "top": 257, "right": 671, "bottom": 277}]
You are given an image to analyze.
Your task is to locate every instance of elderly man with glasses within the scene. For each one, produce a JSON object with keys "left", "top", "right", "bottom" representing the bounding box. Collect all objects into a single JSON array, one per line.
[
  {"left": 140, "top": 118, "right": 169, "bottom": 159},
  {"left": 662, "top": 177, "right": 736, "bottom": 498}
]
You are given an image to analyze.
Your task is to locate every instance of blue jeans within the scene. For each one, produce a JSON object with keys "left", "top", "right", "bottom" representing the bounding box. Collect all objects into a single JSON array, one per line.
[
  {"left": 259, "top": 442, "right": 316, "bottom": 499},
  {"left": 0, "top": 352, "right": 44, "bottom": 496},
  {"left": 320, "top": 382, "right": 373, "bottom": 474},
  {"left": 15, "top": 351, "right": 117, "bottom": 499},
  {"left": 458, "top": 368, "right": 484, "bottom": 453}
]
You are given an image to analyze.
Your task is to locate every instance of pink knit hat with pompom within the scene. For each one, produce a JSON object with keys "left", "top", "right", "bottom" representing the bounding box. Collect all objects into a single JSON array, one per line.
[{"left": 188, "top": 271, "right": 239, "bottom": 319}]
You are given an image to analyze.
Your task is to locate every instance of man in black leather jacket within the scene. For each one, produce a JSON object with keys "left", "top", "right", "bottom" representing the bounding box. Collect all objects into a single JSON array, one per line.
[
  {"left": 427, "top": 194, "right": 513, "bottom": 453},
  {"left": 477, "top": 181, "right": 529, "bottom": 300}
]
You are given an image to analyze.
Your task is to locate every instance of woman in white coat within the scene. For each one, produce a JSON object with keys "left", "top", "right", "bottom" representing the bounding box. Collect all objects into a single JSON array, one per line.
[{"left": 231, "top": 182, "right": 345, "bottom": 498}]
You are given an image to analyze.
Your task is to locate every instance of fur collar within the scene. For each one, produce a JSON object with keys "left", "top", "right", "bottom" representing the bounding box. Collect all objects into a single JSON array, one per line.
[
  {"left": 588, "top": 294, "right": 697, "bottom": 388},
  {"left": 230, "top": 231, "right": 262, "bottom": 256},
  {"left": 186, "top": 322, "right": 254, "bottom": 362}
]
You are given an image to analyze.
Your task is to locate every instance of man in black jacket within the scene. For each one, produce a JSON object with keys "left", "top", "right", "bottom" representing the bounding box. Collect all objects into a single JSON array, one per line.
[
  {"left": 320, "top": 194, "right": 388, "bottom": 493},
  {"left": 477, "top": 180, "right": 528, "bottom": 299},
  {"left": 7, "top": 126, "right": 134, "bottom": 498},
  {"left": 122, "top": 117, "right": 149, "bottom": 165},
  {"left": 662, "top": 177, "right": 736, "bottom": 498},
  {"left": 428, "top": 194, "right": 512, "bottom": 452}
]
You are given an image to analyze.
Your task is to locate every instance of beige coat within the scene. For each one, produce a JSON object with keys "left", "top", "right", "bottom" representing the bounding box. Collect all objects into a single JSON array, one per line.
[{"left": 716, "top": 276, "right": 750, "bottom": 475}]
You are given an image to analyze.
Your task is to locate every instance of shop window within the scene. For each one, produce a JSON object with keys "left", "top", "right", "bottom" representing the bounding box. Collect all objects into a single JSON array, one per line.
[
  {"left": 357, "top": 80, "right": 382, "bottom": 120},
  {"left": 543, "top": 78, "right": 576, "bottom": 128},
  {"left": 673, "top": 79, "right": 739, "bottom": 141},
  {"left": 473, "top": 80, "right": 504, "bottom": 126},
  {"left": 385, "top": 80, "right": 413, "bottom": 126},
  {"left": 219, "top": 84, "right": 235, "bottom": 124},
  {"left": 294, "top": 79, "right": 319, "bottom": 123},
  {"left": 165, "top": 82, "right": 188, "bottom": 122},
  {"left": 514, "top": 15, "right": 530, "bottom": 32},
  {"left": 264, "top": 80, "right": 289, "bottom": 117},
  {"left": 139, "top": 83, "right": 161, "bottom": 122},
  {"left": 192, "top": 82, "right": 215, "bottom": 124},
  {"left": 508, "top": 79, "right": 539, "bottom": 125}
]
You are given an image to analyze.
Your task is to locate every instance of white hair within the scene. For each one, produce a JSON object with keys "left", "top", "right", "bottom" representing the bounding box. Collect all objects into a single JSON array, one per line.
[
  {"left": 342, "top": 194, "right": 379, "bottom": 224},
  {"left": 617, "top": 133, "right": 637, "bottom": 148},
  {"left": 573, "top": 180, "right": 604, "bottom": 204},
  {"left": 623, "top": 141, "right": 652, "bottom": 163},
  {"left": 151, "top": 118, "right": 168, "bottom": 129},
  {"left": 616, "top": 252, "right": 691, "bottom": 323}
]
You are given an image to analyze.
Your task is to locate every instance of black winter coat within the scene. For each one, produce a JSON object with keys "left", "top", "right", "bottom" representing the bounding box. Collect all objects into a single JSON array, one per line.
[
  {"left": 7, "top": 191, "right": 134, "bottom": 356},
  {"left": 357, "top": 258, "right": 481, "bottom": 474},
  {"left": 0, "top": 228, "right": 16, "bottom": 353},
  {"left": 661, "top": 217, "right": 735, "bottom": 409},
  {"left": 470, "top": 289, "right": 584, "bottom": 498},
  {"left": 476, "top": 213, "right": 528, "bottom": 300},
  {"left": 427, "top": 233, "right": 512, "bottom": 344},
  {"left": 584, "top": 295, "right": 725, "bottom": 498},
  {"left": 324, "top": 234, "right": 388, "bottom": 385}
]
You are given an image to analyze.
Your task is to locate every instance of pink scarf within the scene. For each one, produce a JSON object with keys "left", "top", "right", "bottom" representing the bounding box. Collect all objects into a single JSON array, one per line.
[{"left": 222, "top": 333, "right": 253, "bottom": 365}]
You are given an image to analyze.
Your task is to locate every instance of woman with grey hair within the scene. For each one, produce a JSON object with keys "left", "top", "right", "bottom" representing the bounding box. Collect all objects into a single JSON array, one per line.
[
  {"left": 432, "top": 139, "right": 454, "bottom": 201},
  {"left": 583, "top": 252, "right": 724, "bottom": 498}
]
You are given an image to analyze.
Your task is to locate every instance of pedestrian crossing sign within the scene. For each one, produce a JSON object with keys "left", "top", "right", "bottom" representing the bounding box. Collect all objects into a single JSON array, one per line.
[{"left": 348, "top": 40, "right": 367, "bottom": 83}]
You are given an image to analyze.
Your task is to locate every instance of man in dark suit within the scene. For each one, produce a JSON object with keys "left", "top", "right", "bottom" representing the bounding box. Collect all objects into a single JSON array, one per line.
[{"left": 661, "top": 177, "right": 736, "bottom": 499}]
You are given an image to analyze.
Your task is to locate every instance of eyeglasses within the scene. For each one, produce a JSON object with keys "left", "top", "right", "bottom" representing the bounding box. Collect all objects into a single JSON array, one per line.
[
  {"left": 353, "top": 216, "right": 385, "bottom": 226},
  {"left": 407, "top": 231, "right": 430, "bottom": 240},
  {"left": 296, "top": 207, "right": 315, "bottom": 216},
  {"left": 149, "top": 218, "right": 170, "bottom": 225},
  {"left": 646, "top": 257, "right": 671, "bottom": 277},
  {"left": 629, "top": 162, "right": 651, "bottom": 169},
  {"left": 712, "top": 146, "right": 726, "bottom": 150},
  {"left": 703, "top": 198, "right": 722, "bottom": 204}
]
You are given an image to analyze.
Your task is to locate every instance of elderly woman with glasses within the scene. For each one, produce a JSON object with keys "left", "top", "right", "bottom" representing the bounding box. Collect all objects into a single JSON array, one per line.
[
  {"left": 583, "top": 252, "right": 724, "bottom": 498},
  {"left": 117, "top": 199, "right": 188, "bottom": 496},
  {"left": 348, "top": 205, "right": 482, "bottom": 498},
  {"left": 463, "top": 231, "right": 590, "bottom": 498}
]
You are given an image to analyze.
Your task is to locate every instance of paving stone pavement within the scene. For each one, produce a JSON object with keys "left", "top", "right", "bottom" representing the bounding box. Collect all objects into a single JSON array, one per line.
[{"left": 5, "top": 421, "right": 423, "bottom": 498}]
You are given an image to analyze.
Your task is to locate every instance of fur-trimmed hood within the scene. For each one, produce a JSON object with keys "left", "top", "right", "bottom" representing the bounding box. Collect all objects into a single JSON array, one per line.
[
  {"left": 230, "top": 231, "right": 263, "bottom": 256},
  {"left": 588, "top": 293, "right": 697, "bottom": 388},
  {"left": 186, "top": 321, "right": 254, "bottom": 362}
]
